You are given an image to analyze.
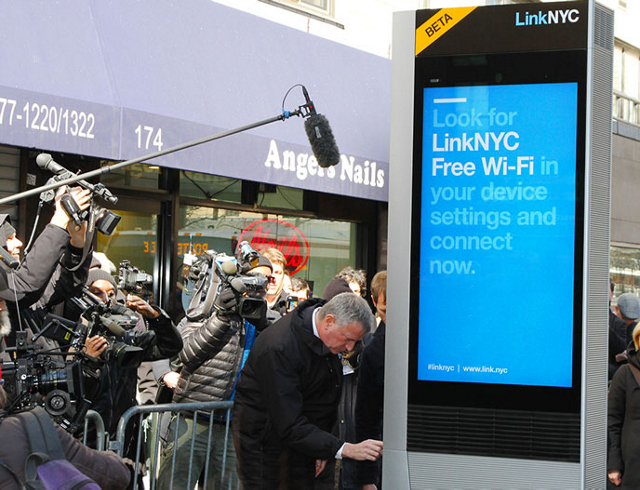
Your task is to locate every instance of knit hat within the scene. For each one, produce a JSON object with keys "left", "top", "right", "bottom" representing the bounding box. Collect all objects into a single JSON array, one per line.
[
  {"left": 322, "top": 278, "right": 353, "bottom": 301},
  {"left": 86, "top": 269, "right": 118, "bottom": 291}
]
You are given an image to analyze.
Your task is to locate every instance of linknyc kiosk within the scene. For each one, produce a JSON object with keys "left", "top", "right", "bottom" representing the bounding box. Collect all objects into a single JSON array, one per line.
[{"left": 386, "top": 2, "right": 613, "bottom": 488}]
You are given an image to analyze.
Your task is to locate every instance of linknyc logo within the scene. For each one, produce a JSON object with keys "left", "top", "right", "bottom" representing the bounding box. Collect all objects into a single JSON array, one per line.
[{"left": 515, "top": 8, "right": 579, "bottom": 26}]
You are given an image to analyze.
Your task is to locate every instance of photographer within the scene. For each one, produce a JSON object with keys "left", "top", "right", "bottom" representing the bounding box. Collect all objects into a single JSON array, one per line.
[
  {"left": 157, "top": 252, "right": 272, "bottom": 490},
  {"left": 79, "top": 269, "right": 182, "bottom": 459},
  {"left": 0, "top": 187, "right": 92, "bottom": 353}
]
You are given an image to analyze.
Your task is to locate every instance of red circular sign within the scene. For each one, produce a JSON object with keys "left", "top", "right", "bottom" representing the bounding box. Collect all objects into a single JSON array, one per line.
[{"left": 237, "top": 219, "right": 310, "bottom": 274}]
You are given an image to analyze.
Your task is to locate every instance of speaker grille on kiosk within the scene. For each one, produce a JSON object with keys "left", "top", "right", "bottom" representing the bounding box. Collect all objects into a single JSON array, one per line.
[{"left": 407, "top": 405, "right": 580, "bottom": 462}]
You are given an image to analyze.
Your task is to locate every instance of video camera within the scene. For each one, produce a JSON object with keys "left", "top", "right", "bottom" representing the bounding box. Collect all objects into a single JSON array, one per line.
[
  {"left": 68, "top": 287, "right": 141, "bottom": 363},
  {"left": 185, "top": 241, "right": 268, "bottom": 323},
  {"left": 36, "top": 153, "right": 121, "bottom": 236},
  {"left": 118, "top": 260, "right": 153, "bottom": 300},
  {"left": 1, "top": 285, "right": 144, "bottom": 432},
  {"left": 1, "top": 328, "right": 98, "bottom": 434}
]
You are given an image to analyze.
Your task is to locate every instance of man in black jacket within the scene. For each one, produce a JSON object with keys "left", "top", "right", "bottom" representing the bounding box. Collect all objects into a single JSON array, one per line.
[{"left": 232, "top": 292, "right": 383, "bottom": 489}]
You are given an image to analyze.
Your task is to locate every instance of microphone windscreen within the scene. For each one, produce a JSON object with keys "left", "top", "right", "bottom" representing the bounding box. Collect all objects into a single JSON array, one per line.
[
  {"left": 221, "top": 260, "right": 238, "bottom": 275},
  {"left": 36, "top": 153, "right": 54, "bottom": 170},
  {"left": 304, "top": 113, "right": 341, "bottom": 168},
  {"left": 230, "top": 277, "right": 247, "bottom": 294},
  {"left": 100, "top": 316, "right": 126, "bottom": 337},
  {"left": 36, "top": 153, "right": 65, "bottom": 175}
]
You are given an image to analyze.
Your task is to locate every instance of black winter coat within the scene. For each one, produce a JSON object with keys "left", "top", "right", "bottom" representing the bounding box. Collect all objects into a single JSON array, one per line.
[
  {"left": 609, "top": 341, "right": 640, "bottom": 489},
  {"left": 355, "top": 321, "right": 385, "bottom": 487},
  {"left": 233, "top": 298, "right": 344, "bottom": 483},
  {"left": 91, "top": 308, "right": 182, "bottom": 438},
  {"left": 174, "top": 310, "right": 248, "bottom": 413}
]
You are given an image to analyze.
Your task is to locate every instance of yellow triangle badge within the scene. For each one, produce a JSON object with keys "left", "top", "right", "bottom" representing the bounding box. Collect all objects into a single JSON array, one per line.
[{"left": 415, "top": 7, "right": 477, "bottom": 56}]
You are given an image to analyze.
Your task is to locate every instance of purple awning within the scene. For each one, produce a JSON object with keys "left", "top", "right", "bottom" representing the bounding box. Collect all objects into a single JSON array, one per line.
[{"left": 0, "top": 0, "right": 390, "bottom": 201}]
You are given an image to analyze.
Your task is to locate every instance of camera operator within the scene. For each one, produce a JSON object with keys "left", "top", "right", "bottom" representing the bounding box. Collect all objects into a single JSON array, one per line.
[
  {"left": 79, "top": 269, "right": 182, "bottom": 462},
  {"left": 0, "top": 187, "right": 92, "bottom": 353},
  {"left": 156, "top": 252, "right": 272, "bottom": 490},
  {"left": 0, "top": 372, "right": 131, "bottom": 489}
]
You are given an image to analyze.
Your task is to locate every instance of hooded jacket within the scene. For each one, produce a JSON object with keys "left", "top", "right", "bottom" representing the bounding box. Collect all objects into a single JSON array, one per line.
[{"left": 1, "top": 222, "right": 90, "bottom": 353}]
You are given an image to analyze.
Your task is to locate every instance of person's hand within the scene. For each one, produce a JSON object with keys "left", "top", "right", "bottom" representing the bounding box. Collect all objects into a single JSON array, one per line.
[
  {"left": 342, "top": 440, "right": 383, "bottom": 461},
  {"left": 609, "top": 469, "right": 622, "bottom": 486},
  {"left": 608, "top": 469, "right": 622, "bottom": 486},
  {"left": 363, "top": 485, "right": 378, "bottom": 490},
  {"left": 162, "top": 371, "right": 180, "bottom": 389},
  {"left": 126, "top": 294, "right": 159, "bottom": 319},
  {"left": 50, "top": 187, "right": 91, "bottom": 231},
  {"left": 314, "top": 460, "right": 326, "bottom": 478},
  {"left": 67, "top": 220, "right": 88, "bottom": 248},
  {"left": 215, "top": 288, "right": 237, "bottom": 312},
  {"left": 83, "top": 335, "right": 108, "bottom": 359}
]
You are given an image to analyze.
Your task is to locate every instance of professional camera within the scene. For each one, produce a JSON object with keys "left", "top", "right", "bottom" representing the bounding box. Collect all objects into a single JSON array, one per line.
[
  {"left": 1, "top": 330, "right": 98, "bottom": 434},
  {"left": 68, "top": 288, "right": 142, "bottom": 363},
  {"left": 185, "top": 243, "right": 268, "bottom": 323},
  {"left": 37, "top": 153, "right": 122, "bottom": 236},
  {"left": 118, "top": 260, "right": 153, "bottom": 300},
  {"left": 58, "top": 189, "right": 121, "bottom": 236}
]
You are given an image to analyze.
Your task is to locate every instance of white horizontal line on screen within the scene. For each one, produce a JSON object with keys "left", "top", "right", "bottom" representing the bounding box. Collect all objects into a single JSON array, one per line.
[{"left": 433, "top": 98, "right": 467, "bottom": 103}]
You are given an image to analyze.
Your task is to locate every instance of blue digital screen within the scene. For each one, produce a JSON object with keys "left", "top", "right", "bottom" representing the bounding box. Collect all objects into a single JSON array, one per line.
[{"left": 419, "top": 83, "right": 578, "bottom": 387}]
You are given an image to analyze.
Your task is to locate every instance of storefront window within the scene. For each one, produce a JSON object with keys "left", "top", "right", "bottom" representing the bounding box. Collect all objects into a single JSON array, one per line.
[
  {"left": 99, "top": 162, "right": 161, "bottom": 189},
  {"left": 256, "top": 185, "right": 304, "bottom": 210},
  {"left": 178, "top": 205, "right": 356, "bottom": 297},
  {"left": 610, "top": 245, "right": 640, "bottom": 295},
  {"left": 96, "top": 209, "right": 158, "bottom": 279},
  {"left": 180, "top": 171, "right": 242, "bottom": 202}
]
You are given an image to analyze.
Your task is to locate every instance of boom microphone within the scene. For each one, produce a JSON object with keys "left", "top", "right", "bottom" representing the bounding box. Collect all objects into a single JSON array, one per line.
[
  {"left": 301, "top": 87, "right": 341, "bottom": 168},
  {"left": 36, "top": 153, "right": 118, "bottom": 204}
]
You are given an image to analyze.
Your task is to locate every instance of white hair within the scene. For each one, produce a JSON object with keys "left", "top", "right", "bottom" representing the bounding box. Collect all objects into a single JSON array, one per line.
[{"left": 318, "top": 292, "right": 375, "bottom": 334}]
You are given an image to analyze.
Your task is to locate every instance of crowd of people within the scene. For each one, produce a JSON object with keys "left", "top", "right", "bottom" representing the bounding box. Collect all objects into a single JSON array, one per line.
[
  {"left": 0, "top": 187, "right": 388, "bottom": 489},
  {"left": 9, "top": 185, "right": 640, "bottom": 489},
  {"left": 9, "top": 186, "right": 640, "bottom": 490}
]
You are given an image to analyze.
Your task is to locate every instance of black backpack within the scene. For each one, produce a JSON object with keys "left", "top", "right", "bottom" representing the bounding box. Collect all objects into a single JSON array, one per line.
[{"left": 0, "top": 407, "right": 100, "bottom": 489}]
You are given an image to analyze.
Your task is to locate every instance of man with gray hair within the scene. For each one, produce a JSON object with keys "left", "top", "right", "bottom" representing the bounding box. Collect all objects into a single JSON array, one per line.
[{"left": 232, "top": 292, "right": 383, "bottom": 488}]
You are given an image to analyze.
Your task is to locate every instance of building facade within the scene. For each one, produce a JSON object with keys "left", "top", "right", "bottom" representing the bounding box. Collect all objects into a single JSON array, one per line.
[
  {"left": 1, "top": 0, "right": 639, "bottom": 318},
  {"left": 0, "top": 0, "right": 399, "bottom": 318}
]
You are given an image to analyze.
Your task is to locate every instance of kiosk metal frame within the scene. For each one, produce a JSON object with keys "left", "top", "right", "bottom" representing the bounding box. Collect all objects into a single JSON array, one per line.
[{"left": 386, "top": 2, "right": 613, "bottom": 488}]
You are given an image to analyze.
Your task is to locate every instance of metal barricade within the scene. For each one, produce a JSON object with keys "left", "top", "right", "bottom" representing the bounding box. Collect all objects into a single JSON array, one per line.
[
  {"left": 110, "top": 401, "right": 236, "bottom": 490},
  {"left": 81, "top": 409, "right": 107, "bottom": 451}
]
